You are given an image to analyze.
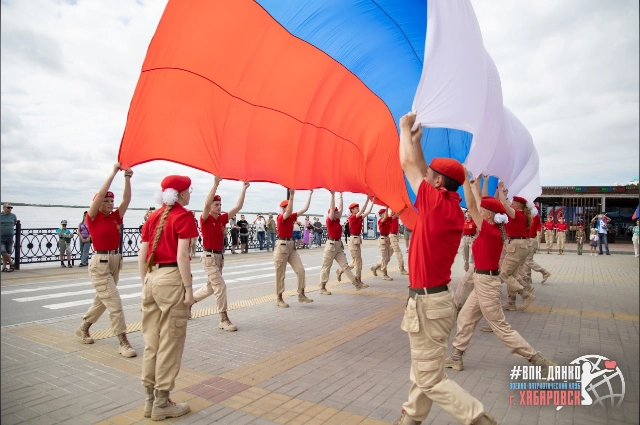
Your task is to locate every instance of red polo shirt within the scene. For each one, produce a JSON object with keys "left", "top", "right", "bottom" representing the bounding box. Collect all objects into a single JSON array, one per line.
[
  {"left": 142, "top": 204, "right": 199, "bottom": 263},
  {"left": 462, "top": 219, "right": 477, "bottom": 236},
  {"left": 543, "top": 220, "right": 555, "bottom": 231},
  {"left": 378, "top": 217, "right": 391, "bottom": 236},
  {"left": 326, "top": 218, "right": 342, "bottom": 239},
  {"left": 200, "top": 212, "right": 229, "bottom": 251},
  {"left": 505, "top": 209, "right": 528, "bottom": 238},
  {"left": 472, "top": 220, "right": 502, "bottom": 270},
  {"left": 408, "top": 181, "right": 464, "bottom": 289},
  {"left": 277, "top": 212, "right": 298, "bottom": 238},
  {"left": 86, "top": 210, "right": 123, "bottom": 251},
  {"left": 529, "top": 215, "right": 541, "bottom": 238},
  {"left": 348, "top": 214, "right": 363, "bottom": 235},
  {"left": 556, "top": 222, "right": 568, "bottom": 232},
  {"left": 390, "top": 217, "right": 400, "bottom": 234}
]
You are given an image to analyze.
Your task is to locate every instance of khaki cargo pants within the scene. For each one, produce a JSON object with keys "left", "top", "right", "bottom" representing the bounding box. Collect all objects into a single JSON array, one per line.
[
  {"left": 460, "top": 235, "right": 475, "bottom": 271},
  {"left": 194, "top": 252, "right": 228, "bottom": 312},
  {"left": 83, "top": 253, "right": 127, "bottom": 335},
  {"left": 273, "top": 239, "right": 305, "bottom": 295},
  {"left": 535, "top": 231, "right": 541, "bottom": 252},
  {"left": 141, "top": 266, "right": 189, "bottom": 391},
  {"left": 400, "top": 288, "right": 485, "bottom": 423},
  {"left": 454, "top": 268, "right": 475, "bottom": 308},
  {"left": 453, "top": 273, "right": 537, "bottom": 359},
  {"left": 375, "top": 236, "right": 391, "bottom": 275},
  {"left": 344, "top": 235, "right": 363, "bottom": 278},
  {"left": 499, "top": 239, "right": 529, "bottom": 296},
  {"left": 557, "top": 231, "right": 566, "bottom": 251},
  {"left": 520, "top": 239, "right": 545, "bottom": 285},
  {"left": 545, "top": 229, "right": 554, "bottom": 251},
  {"left": 321, "top": 240, "right": 356, "bottom": 285},
  {"left": 389, "top": 233, "right": 406, "bottom": 271}
]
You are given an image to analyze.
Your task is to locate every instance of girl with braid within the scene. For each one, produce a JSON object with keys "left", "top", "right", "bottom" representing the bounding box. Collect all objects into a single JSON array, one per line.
[
  {"left": 138, "top": 175, "right": 198, "bottom": 421},
  {"left": 445, "top": 173, "right": 557, "bottom": 377}
]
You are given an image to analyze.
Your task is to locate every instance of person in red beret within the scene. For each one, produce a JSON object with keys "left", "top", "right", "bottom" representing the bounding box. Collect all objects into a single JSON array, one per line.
[
  {"left": 394, "top": 112, "right": 496, "bottom": 425},
  {"left": 521, "top": 202, "right": 551, "bottom": 287},
  {"left": 460, "top": 208, "right": 478, "bottom": 272},
  {"left": 274, "top": 189, "right": 314, "bottom": 307},
  {"left": 445, "top": 174, "right": 557, "bottom": 380},
  {"left": 371, "top": 207, "right": 394, "bottom": 281},
  {"left": 555, "top": 214, "right": 568, "bottom": 255},
  {"left": 388, "top": 207, "right": 409, "bottom": 275},
  {"left": 543, "top": 215, "right": 555, "bottom": 254},
  {"left": 190, "top": 176, "right": 250, "bottom": 331},
  {"left": 138, "top": 174, "right": 199, "bottom": 420},
  {"left": 497, "top": 184, "right": 536, "bottom": 311},
  {"left": 75, "top": 162, "right": 137, "bottom": 359},
  {"left": 336, "top": 195, "right": 375, "bottom": 283},
  {"left": 319, "top": 191, "right": 367, "bottom": 294}
]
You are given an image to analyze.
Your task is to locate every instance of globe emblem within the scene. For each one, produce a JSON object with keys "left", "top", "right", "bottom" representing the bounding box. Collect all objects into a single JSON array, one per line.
[{"left": 566, "top": 354, "right": 625, "bottom": 409}]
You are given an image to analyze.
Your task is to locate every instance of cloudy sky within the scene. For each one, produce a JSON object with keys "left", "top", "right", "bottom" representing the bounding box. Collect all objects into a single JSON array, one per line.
[{"left": 1, "top": 0, "right": 638, "bottom": 212}]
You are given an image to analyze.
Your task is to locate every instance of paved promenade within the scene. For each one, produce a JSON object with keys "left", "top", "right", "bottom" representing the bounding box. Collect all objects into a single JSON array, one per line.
[{"left": 1, "top": 241, "right": 638, "bottom": 425}]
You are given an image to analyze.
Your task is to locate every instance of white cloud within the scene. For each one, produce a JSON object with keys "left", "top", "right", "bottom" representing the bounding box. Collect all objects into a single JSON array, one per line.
[{"left": 1, "top": 0, "right": 638, "bottom": 213}]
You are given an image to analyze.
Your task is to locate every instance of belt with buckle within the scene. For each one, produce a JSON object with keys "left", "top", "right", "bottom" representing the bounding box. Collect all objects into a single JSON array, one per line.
[
  {"left": 475, "top": 269, "right": 500, "bottom": 276},
  {"left": 409, "top": 286, "right": 449, "bottom": 299},
  {"left": 203, "top": 248, "right": 223, "bottom": 255},
  {"left": 158, "top": 262, "right": 178, "bottom": 268},
  {"left": 279, "top": 238, "right": 293, "bottom": 241},
  {"left": 96, "top": 250, "right": 118, "bottom": 255},
  {"left": 329, "top": 238, "right": 341, "bottom": 242},
  {"left": 350, "top": 234, "right": 361, "bottom": 237},
  {"left": 509, "top": 237, "right": 526, "bottom": 240}
]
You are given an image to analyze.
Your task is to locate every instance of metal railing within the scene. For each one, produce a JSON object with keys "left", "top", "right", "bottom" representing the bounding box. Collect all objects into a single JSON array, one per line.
[{"left": 9, "top": 221, "right": 335, "bottom": 269}]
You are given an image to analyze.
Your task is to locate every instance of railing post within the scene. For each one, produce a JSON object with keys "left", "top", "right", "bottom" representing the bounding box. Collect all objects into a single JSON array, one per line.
[
  {"left": 119, "top": 223, "right": 124, "bottom": 254},
  {"left": 14, "top": 220, "right": 21, "bottom": 270}
]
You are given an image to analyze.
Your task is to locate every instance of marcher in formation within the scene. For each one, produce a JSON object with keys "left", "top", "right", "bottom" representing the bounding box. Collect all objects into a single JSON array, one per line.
[
  {"left": 318, "top": 191, "right": 368, "bottom": 294},
  {"left": 336, "top": 195, "right": 375, "bottom": 283},
  {"left": 555, "top": 215, "right": 568, "bottom": 255},
  {"left": 139, "top": 174, "right": 198, "bottom": 420},
  {"left": 521, "top": 203, "right": 551, "bottom": 287},
  {"left": 497, "top": 183, "right": 536, "bottom": 312},
  {"left": 371, "top": 208, "right": 394, "bottom": 281},
  {"left": 395, "top": 112, "right": 497, "bottom": 425},
  {"left": 444, "top": 175, "right": 557, "bottom": 380},
  {"left": 75, "top": 162, "right": 137, "bottom": 359},
  {"left": 190, "top": 176, "right": 249, "bottom": 330},
  {"left": 460, "top": 208, "right": 478, "bottom": 272},
  {"left": 388, "top": 207, "right": 409, "bottom": 275},
  {"left": 273, "top": 189, "right": 314, "bottom": 307},
  {"left": 543, "top": 215, "right": 555, "bottom": 254},
  {"left": 575, "top": 224, "right": 586, "bottom": 256}
]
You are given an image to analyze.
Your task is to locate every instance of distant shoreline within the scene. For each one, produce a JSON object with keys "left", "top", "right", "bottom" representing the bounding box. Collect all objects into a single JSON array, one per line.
[{"left": 1, "top": 203, "right": 331, "bottom": 216}]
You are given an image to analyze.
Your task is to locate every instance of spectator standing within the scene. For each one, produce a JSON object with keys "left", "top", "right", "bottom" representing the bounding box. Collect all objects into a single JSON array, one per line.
[
  {"left": 229, "top": 215, "right": 239, "bottom": 254},
  {"left": 237, "top": 215, "right": 249, "bottom": 253},
  {"left": 404, "top": 226, "right": 412, "bottom": 253},
  {"left": 302, "top": 216, "right": 312, "bottom": 249},
  {"left": 543, "top": 215, "right": 555, "bottom": 254},
  {"left": 555, "top": 215, "right": 568, "bottom": 255},
  {"left": 293, "top": 220, "right": 303, "bottom": 249},
  {"left": 266, "top": 213, "right": 277, "bottom": 251},
  {"left": 1, "top": 203, "right": 17, "bottom": 272},
  {"left": 591, "top": 213, "right": 611, "bottom": 255},
  {"left": 632, "top": 220, "right": 639, "bottom": 258},
  {"left": 78, "top": 211, "right": 91, "bottom": 267},
  {"left": 56, "top": 220, "right": 74, "bottom": 268},
  {"left": 312, "top": 217, "right": 323, "bottom": 247},
  {"left": 589, "top": 228, "right": 598, "bottom": 256},
  {"left": 575, "top": 224, "right": 585, "bottom": 256},
  {"left": 189, "top": 211, "right": 199, "bottom": 258},
  {"left": 343, "top": 220, "right": 350, "bottom": 244},
  {"left": 254, "top": 215, "right": 266, "bottom": 251}
]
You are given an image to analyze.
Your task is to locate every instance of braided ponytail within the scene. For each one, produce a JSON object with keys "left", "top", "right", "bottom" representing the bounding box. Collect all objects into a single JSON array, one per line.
[
  {"left": 523, "top": 206, "right": 532, "bottom": 230},
  {"left": 146, "top": 205, "right": 173, "bottom": 272},
  {"left": 497, "top": 223, "right": 508, "bottom": 242}
]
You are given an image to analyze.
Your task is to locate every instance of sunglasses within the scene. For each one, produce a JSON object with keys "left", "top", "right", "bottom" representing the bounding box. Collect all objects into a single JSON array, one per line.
[{"left": 5, "top": 206, "right": 13, "bottom": 209}]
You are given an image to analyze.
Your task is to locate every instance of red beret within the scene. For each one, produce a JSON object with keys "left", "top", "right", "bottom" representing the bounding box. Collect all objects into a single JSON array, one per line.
[
  {"left": 480, "top": 196, "right": 506, "bottom": 214},
  {"left": 578, "top": 224, "right": 584, "bottom": 228},
  {"left": 279, "top": 200, "right": 289, "bottom": 208},
  {"left": 512, "top": 196, "right": 527, "bottom": 205},
  {"left": 348, "top": 203, "right": 359, "bottom": 210},
  {"left": 93, "top": 191, "right": 115, "bottom": 201},
  {"left": 429, "top": 158, "right": 465, "bottom": 185},
  {"left": 378, "top": 208, "right": 387, "bottom": 215},
  {"left": 161, "top": 175, "right": 191, "bottom": 192},
  {"left": 213, "top": 195, "right": 221, "bottom": 201}
]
